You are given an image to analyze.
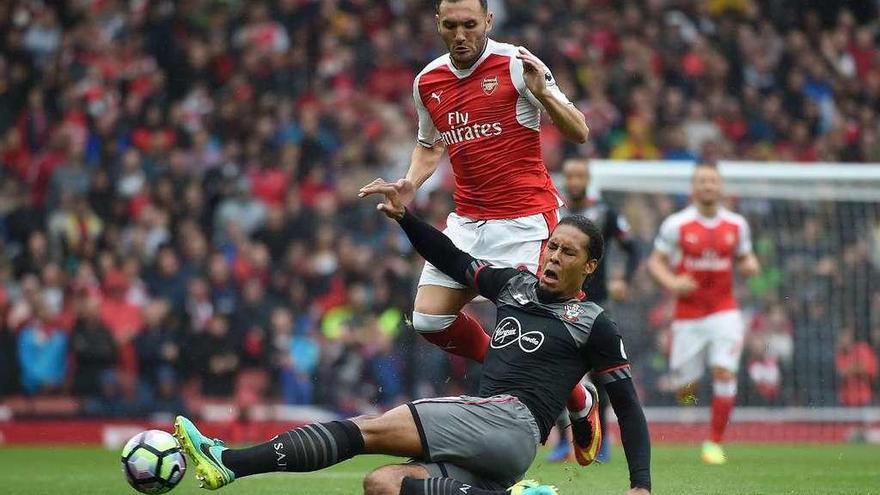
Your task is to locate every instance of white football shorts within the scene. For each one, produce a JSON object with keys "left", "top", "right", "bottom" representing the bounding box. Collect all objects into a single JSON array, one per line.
[
  {"left": 418, "top": 210, "right": 559, "bottom": 290},
  {"left": 669, "top": 309, "right": 745, "bottom": 387}
]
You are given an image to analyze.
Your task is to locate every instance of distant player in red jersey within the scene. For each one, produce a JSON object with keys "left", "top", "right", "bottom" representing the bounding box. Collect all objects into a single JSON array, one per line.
[
  {"left": 359, "top": 0, "right": 597, "bottom": 464},
  {"left": 647, "top": 163, "right": 760, "bottom": 465}
]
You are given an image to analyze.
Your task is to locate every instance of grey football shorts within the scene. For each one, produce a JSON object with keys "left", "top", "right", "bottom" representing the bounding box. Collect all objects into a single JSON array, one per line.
[{"left": 406, "top": 394, "right": 541, "bottom": 490}]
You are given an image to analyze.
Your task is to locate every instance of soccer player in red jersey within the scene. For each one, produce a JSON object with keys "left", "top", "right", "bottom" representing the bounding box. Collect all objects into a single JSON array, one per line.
[
  {"left": 359, "top": 0, "right": 598, "bottom": 463},
  {"left": 647, "top": 163, "right": 761, "bottom": 464}
]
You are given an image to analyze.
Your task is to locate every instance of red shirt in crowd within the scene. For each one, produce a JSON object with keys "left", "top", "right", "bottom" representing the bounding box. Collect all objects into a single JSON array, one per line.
[{"left": 836, "top": 342, "right": 878, "bottom": 407}]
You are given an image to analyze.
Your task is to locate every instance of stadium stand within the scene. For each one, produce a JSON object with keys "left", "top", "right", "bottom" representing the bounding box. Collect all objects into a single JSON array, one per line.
[{"left": 0, "top": 1, "right": 878, "bottom": 440}]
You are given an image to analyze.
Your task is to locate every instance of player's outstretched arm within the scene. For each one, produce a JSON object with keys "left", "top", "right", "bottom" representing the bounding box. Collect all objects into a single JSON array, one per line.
[
  {"left": 367, "top": 181, "right": 474, "bottom": 288},
  {"left": 517, "top": 47, "right": 589, "bottom": 144},
  {"left": 369, "top": 182, "right": 517, "bottom": 303},
  {"left": 606, "top": 378, "right": 652, "bottom": 493},
  {"left": 587, "top": 315, "right": 651, "bottom": 493}
]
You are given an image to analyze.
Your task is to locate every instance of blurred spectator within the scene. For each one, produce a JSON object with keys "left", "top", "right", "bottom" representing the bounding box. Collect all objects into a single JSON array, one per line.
[
  {"left": 83, "top": 372, "right": 145, "bottom": 418},
  {"left": 17, "top": 304, "right": 67, "bottom": 395},
  {"left": 70, "top": 296, "right": 117, "bottom": 397},
  {"left": 214, "top": 178, "right": 267, "bottom": 241},
  {"left": 611, "top": 116, "right": 661, "bottom": 160},
  {"left": 47, "top": 194, "right": 103, "bottom": 259},
  {"left": 151, "top": 369, "right": 189, "bottom": 417},
  {"left": 145, "top": 246, "right": 189, "bottom": 311},
  {"left": 133, "top": 300, "right": 179, "bottom": 395},
  {"left": 0, "top": 281, "right": 18, "bottom": 396},
  {"left": 194, "top": 314, "right": 240, "bottom": 397},
  {"left": 0, "top": 0, "right": 877, "bottom": 417},
  {"left": 232, "top": 278, "right": 271, "bottom": 368},
  {"left": 364, "top": 319, "right": 405, "bottom": 407},
  {"left": 14, "top": 230, "right": 50, "bottom": 278},
  {"left": 185, "top": 277, "right": 214, "bottom": 334},
  {"left": 48, "top": 143, "right": 90, "bottom": 210},
  {"left": 271, "top": 307, "right": 319, "bottom": 405},
  {"left": 744, "top": 334, "right": 782, "bottom": 405},
  {"left": 835, "top": 328, "right": 878, "bottom": 407},
  {"left": 206, "top": 252, "right": 238, "bottom": 317}
]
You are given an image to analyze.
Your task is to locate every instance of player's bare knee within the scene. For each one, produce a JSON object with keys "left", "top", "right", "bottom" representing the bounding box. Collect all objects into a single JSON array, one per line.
[
  {"left": 362, "top": 467, "right": 399, "bottom": 495},
  {"left": 413, "top": 285, "right": 473, "bottom": 317},
  {"left": 712, "top": 368, "right": 735, "bottom": 381}
]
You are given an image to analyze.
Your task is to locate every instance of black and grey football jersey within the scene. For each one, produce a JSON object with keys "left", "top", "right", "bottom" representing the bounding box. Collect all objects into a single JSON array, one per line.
[
  {"left": 396, "top": 209, "right": 651, "bottom": 489},
  {"left": 466, "top": 263, "right": 631, "bottom": 442}
]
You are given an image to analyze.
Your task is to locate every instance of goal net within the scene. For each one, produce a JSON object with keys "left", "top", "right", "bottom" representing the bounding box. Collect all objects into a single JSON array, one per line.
[{"left": 589, "top": 160, "right": 880, "bottom": 442}]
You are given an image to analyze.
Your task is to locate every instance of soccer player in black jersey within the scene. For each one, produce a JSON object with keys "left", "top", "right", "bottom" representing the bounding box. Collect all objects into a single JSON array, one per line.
[
  {"left": 172, "top": 179, "right": 651, "bottom": 495},
  {"left": 547, "top": 158, "right": 641, "bottom": 463}
]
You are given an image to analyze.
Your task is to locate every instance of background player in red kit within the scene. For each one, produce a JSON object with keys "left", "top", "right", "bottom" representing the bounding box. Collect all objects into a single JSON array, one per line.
[
  {"left": 647, "top": 163, "right": 760, "bottom": 465},
  {"left": 359, "top": 0, "right": 597, "bottom": 459}
]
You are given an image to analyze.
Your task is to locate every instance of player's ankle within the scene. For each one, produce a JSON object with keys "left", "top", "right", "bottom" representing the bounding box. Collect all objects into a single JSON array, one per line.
[{"left": 566, "top": 383, "right": 591, "bottom": 418}]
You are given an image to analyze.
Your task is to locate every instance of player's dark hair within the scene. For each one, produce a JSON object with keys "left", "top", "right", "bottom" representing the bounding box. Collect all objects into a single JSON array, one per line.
[
  {"left": 558, "top": 215, "right": 604, "bottom": 262},
  {"left": 434, "top": 0, "right": 488, "bottom": 13}
]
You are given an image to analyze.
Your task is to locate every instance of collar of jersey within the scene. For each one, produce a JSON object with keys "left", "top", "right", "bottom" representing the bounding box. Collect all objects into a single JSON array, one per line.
[
  {"left": 446, "top": 38, "right": 495, "bottom": 79},
  {"left": 687, "top": 204, "right": 726, "bottom": 228}
]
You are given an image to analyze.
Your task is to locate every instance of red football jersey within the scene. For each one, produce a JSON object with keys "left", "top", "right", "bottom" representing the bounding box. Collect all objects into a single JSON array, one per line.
[
  {"left": 654, "top": 205, "right": 753, "bottom": 320},
  {"left": 414, "top": 39, "right": 566, "bottom": 220}
]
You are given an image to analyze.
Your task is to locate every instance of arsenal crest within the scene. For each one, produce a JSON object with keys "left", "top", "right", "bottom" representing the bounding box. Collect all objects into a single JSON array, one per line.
[
  {"left": 724, "top": 232, "right": 736, "bottom": 246},
  {"left": 563, "top": 303, "right": 582, "bottom": 322},
  {"left": 481, "top": 75, "right": 498, "bottom": 95}
]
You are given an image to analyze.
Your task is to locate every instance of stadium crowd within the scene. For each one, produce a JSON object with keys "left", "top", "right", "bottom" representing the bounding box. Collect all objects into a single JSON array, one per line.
[{"left": 0, "top": 0, "right": 878, "bottom": 417}]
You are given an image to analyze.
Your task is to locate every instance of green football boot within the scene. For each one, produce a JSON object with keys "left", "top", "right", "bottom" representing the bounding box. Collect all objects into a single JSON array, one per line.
[
  {"left": 173, "top": 416, "right": 235, "bottom": 489},
  {"left": 510, "top": 479, "right": 560, "bottom": 495}
]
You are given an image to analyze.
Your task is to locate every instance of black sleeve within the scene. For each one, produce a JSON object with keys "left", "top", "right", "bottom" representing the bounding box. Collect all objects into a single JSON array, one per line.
[
  {"left": 585, "top": 312, "right": 651, "bottom": 490},
  {"left": 606, "top": 378, "right": 652, "bottom": 491},
  {"left": 583, "top": 312, "right": 631, "bottom": 378},
  {"left": 397, "top": 209, "right": 518, "bottom": 301},
  {"left": 606, "top": 209, "right": 640, "bottom": 283}
]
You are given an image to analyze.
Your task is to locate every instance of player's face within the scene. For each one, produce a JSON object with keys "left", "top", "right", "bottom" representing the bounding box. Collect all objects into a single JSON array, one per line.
[
  {"left": 563, "top": 160, "right": 590, "bottom": 201},
  {"left": 692, "top": 166, "right": 722, "bottom": 207},
  {"left": 539, "top": 224, "right": 598, "bottom": 298},
  {"left": 436, "top": 0, "right": 492, "bottom": 69}
]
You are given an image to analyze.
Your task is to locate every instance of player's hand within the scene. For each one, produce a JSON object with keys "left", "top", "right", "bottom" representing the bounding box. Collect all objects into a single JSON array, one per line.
[
  {"left": 362, "top": 179, "right": 406, "bottom": 220},
  {"left": 670, "top": 274, "right": 698, "bottom": 296},
  {"left": 737, "top": 254, "right": 760, "bottom": 277},
  {"left": 626, "top": 488, "right": 651, "bottom": 495},
  {"left": 609, "top": 279, "right": 629, "bottom": 301},
  {"left": 516, "top": 47, "right": 550, "bottom": 98},
  {"left": 359, "top": 177, "right": 416, "bottom": 207}
]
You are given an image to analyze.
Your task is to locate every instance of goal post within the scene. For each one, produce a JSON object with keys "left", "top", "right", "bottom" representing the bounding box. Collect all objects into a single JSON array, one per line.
[
  {"left": 587, "top": 160, "right": 880, "bottom": 442},
  {"left": 588, "top": 160, "right": 880, "bottom": 202}
]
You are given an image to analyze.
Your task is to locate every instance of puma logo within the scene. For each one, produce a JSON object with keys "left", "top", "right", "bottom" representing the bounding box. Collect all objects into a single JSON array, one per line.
[
  {"left": 460, "top": 485, "right": 471, "bottom": 493},
  {"left": 430, "top": 91, "right": 442, "bottom": 103}
]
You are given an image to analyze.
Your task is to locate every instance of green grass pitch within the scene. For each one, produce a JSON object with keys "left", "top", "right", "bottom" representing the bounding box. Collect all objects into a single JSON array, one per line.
[{"left": 1, "top": 444, "right": 878, "bottom": 495}]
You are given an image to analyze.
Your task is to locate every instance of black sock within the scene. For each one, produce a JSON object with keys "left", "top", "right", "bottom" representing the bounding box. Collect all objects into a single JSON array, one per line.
[
  {"left": 399, "top": 477, "right": 510, "bottom": 495},
  {"left": 221, "top": 420, "right": 365, "bottom": 477},
  {"left": 554, "top": 415, "right": 569, "bottom": 446}
]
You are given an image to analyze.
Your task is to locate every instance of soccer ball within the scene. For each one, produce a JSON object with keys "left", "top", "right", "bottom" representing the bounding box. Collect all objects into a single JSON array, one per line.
[{"left": 121, "top": 429, "right": 187, "bottom": 494}]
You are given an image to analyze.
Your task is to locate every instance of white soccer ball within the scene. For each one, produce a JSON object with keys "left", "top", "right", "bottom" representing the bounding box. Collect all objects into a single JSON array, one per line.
[{"left": 121, "top": 429, "right": 187, "bottom": 494}]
